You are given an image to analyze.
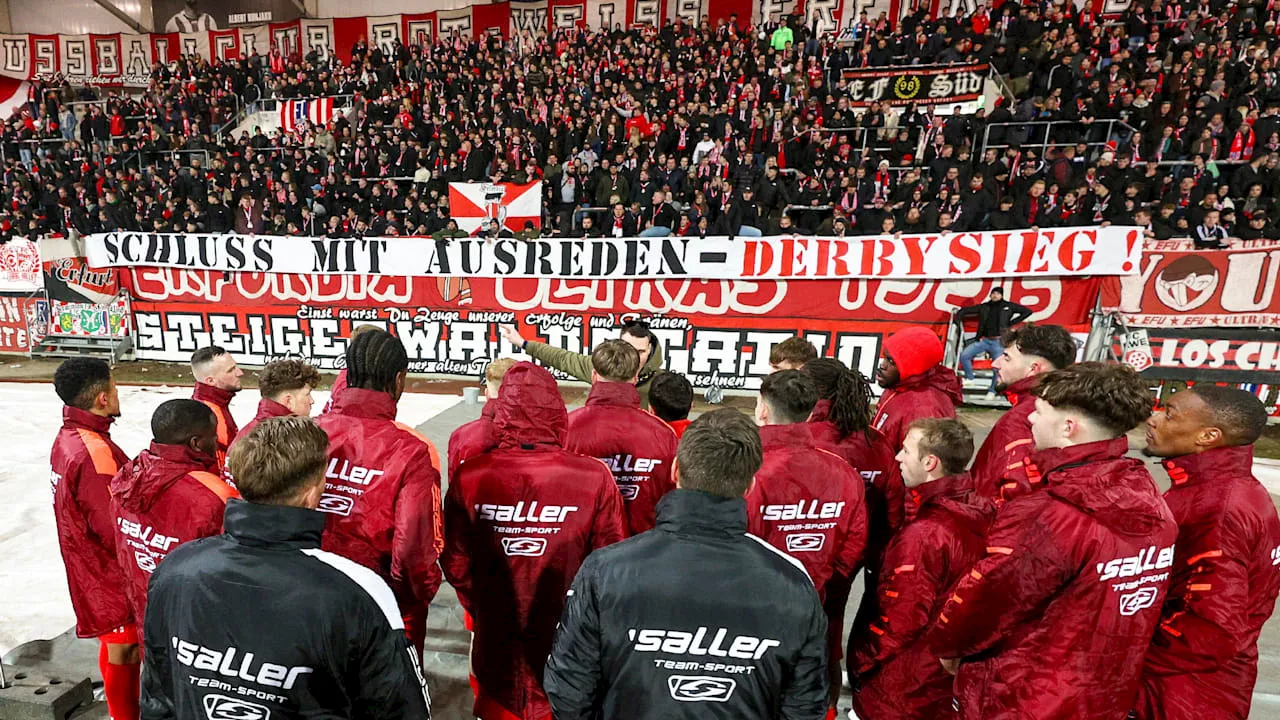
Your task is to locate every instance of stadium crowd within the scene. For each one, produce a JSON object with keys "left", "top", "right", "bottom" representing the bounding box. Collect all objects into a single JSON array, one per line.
[
  {"left": 47, "top": 317, "right": 1280, "bottom": 720},
  {"left": 2, "top": 1, "right": 1280, "bottom": 245}
]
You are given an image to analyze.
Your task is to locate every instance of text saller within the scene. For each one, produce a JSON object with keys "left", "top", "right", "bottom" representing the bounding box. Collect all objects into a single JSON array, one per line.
[{"left": 1096, "top": 544, "right": 1176, "bottom": 582}]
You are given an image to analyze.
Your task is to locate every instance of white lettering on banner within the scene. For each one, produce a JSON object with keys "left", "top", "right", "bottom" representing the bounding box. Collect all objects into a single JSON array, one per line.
[{"left": 86, "top": 228, "right": 1142, "bottom": 280}]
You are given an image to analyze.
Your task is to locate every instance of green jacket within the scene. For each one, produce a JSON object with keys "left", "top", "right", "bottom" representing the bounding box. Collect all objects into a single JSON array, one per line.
[
  {"left": 770, "top": 26, "right": 794, "bottom": 50},
  {"left": 525, "top": 340, "right": 665, "bottom": 409}
]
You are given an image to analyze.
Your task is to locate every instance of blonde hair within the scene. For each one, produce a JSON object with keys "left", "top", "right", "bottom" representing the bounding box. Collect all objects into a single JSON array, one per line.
[
  {"left": 485, "top": 358, "right": 517, "bottom": 389},
  {"left": 228, "top": 417, "right": 329, "bottom": 505}
]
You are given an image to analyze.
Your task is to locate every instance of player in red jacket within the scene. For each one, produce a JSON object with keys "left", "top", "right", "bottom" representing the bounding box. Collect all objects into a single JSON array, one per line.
[
  {"left": 871, "top": 327, "right": 962, "bottom": 451},
  {"left": 442, "top": 362, "right": 627, "bottom": 720},
  {"left": 447, "top": 358, "right": 515, "bottom": 479},
  {"left": 50, "top": 359, "right": 138, "bottom": 720},
  {"left": 1133, "top": 386, "right": 1280, "bottom": 720},
  {"left": 849, "top": 418, "right": 993, "bottom": 720},
  {"left": 805, "top": 358, "right": 902, "bottom": 548},
  {"left": 647, "top": 371, "right": 693, "bottom": 440},
  {"left": 929, "top": 363, "right": 1177, "bottom": 719},
  {"left": 969, "top": 324, "right": 1076, "bottom": 501},
  {"left": 565, "top": 340, "right": 677, "bottom": 535},
  {"left": 321, "top": 324, "right": 380, "bottom": 414},
  {"left": 747, "top": 370, "right": 867, "bottom": 716},
  {"left": 315, "top": 329, "right": 443, "bottom": 654},
  {"left": 110, "top": 399, "right": 239, "bottom": 629},
  {"left": 235, "top": 359, "right": 320, "bottom": 442},
  {"left": 190, "top": 345, "right": 243, "bottom": 471}
]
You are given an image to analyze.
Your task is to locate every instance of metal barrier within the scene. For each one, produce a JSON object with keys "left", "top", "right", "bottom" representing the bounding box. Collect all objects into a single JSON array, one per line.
[{"left": 979, "top": 119, "right": 1136, "bottom": 159}]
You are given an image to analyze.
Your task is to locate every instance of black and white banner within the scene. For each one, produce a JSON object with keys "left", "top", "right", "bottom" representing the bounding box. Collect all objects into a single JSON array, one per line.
[
  {"left": 841, "top": 63, "right": 989, "bottom": 107},
  {"left": 85, "top": 227, "right": 1143, "bottom": 280}
]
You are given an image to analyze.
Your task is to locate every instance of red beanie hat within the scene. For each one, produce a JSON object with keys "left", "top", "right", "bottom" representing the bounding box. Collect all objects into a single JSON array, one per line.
[{"left": 883, "top": 327, "right": 945, "bottom": 380}]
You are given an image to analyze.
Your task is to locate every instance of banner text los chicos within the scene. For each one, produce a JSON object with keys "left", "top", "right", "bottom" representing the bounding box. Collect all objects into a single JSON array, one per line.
[{"left": 86, "top": 227, "right": 1143, "bottom": 280}]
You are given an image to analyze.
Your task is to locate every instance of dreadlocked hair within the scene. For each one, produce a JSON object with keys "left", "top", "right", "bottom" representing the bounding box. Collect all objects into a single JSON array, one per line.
[
  {"left": 345, "top": 329, "right": 409, "bottom": 394},
  {"left": 804, "top": 357, "right": 874, "bottom": 440}
]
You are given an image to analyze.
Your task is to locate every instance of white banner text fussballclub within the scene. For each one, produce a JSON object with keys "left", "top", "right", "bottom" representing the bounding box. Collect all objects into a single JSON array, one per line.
[{"left": 84, "top": 227, "right": 1143, "bottom": 280}]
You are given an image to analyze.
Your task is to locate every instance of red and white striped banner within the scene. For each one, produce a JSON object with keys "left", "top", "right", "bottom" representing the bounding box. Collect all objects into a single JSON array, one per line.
[{"left": 280, "top": 97, "right": 334, "bottom": 132}]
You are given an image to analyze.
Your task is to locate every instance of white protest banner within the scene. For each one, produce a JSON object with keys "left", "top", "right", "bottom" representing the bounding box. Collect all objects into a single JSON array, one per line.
[{"left": 85, "top": 226, "right": 1143, "bottom": 280}]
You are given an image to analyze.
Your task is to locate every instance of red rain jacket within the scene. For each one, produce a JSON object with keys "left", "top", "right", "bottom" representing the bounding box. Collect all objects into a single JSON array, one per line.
[
  {"left": 234, "top": 397, "right": 293, "bottom": 443},
  {"left": 442, "top": 363, "right": 626, "bottom": 720},
  {"left": 929, "top": 437, "right": 1178, "bottom": 719},
  {"left": 871, "top": 365, "right": 962, "bottom": 450},
  {"left": 1133, "top": 445, "right": 1280, "bottom": 720},
  {"left": 565, "top": 382, "right": 677, "bottom": 535},
  {"left": 747, "top": 423, "right": 868, "bottom": 601},
  {"left": 192, "top": 382, "right": 238, "bottom": 471},
  {"left": 51, "top": 407, "right": 132, "bottom": 637},
  {"left": 315, "top": 389, "right": 443, "bottom": 626},
  {"left": 970, "top": 375, "right": 1039, "bottom": 500},
  {"left": 850, "top": 472, "right": 994, "bottom": 720},
  {"left": 110, "top": 442, "right": 237, "bottom": 627},
  {"left": 447, "top": 401, "right": 497, "bottom": 479},
  {"left": 322, "top": 368, "right": 348, "bottom": 415},
  {"left": 809, "top": 398, "right": 904, "bottom": 560}
]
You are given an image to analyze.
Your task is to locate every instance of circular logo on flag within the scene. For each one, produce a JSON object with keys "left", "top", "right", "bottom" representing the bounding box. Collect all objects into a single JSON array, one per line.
[{"left": 1124, "top": 349, "right": 1153, "bottom": 372}]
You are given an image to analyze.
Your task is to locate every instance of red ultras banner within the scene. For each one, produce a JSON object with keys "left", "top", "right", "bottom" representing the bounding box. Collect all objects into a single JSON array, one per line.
[
  {"left": 122, "top": 269, "right": 1098, "bottom": 390},
  {"left": 1101, "top": 240, "right": 1280, "bottom": 328}
]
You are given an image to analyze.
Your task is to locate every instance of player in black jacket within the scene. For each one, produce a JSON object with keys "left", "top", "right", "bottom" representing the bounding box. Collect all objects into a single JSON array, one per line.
[
  {"left": 139, "top": 417, "right": 431, "bottom": 720},
  {"left": 544, "top": 408, "right": 829, "bottom": 720}
]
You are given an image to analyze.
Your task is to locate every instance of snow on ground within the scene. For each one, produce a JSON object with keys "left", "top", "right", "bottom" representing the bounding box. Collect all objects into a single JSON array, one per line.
[{"left": 0, "top": 382, "right": 460, "bottom": 656}]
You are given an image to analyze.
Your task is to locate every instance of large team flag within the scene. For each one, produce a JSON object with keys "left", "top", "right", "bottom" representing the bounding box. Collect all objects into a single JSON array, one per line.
[{"left": 280, "top": 98, "right": 335, "bottom": 132}]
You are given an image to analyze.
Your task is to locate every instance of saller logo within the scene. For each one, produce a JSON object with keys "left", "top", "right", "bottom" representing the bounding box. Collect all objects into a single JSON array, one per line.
[
  {"left": 618, "top": 484, "right": 640, "bottom": 500},
  {"left": 1096, "top": 545, "right": 1175, "bottom": 581},
  {"left": 317, "top": 494, "right": 354, "bottom": 516},
  {"left": 603, "top": 454, "right": 662, "bottom": 473},
  {"left": 325, "top": 459, "right": 383, "bottom": 486},
  {"left": 786, "top": 533, "right": 826, "bottom": 552},
  {"left": 761, "top": 500, "right": 846, "bottom": 521},
  {"left": 501, "top": 537, "right": 548, "bottom": 556},
  {"left": 475, "top": 501, "right": 578, "bottom": 523},
  {"left": 172, "top": 638, "right": 313, "bottom": 689},
  {"left": 668, "top": 676, "right": 736, "bottom": 703},
  {"left": 1119, "top": 586, "right": 1160, "bottom": 616},
  {"left": 629, "top": 627, "right": 780, "bottom": 659},
  {"left": 203, "top": 694, "right": 271, "bottom": 720}
]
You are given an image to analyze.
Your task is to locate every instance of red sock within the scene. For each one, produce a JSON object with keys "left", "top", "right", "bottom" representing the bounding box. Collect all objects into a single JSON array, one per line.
[{"left": 98, "top": 641, "right": 140, "bottom": 720}]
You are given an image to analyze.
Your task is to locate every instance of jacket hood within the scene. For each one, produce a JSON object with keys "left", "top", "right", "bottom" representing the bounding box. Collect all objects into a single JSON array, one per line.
[
  {"left": 884, "top": 327, "right": 945, "bottom": 380},
  {"left": 585, "top": 381, "right": 641, "bottom": 409},
  {"left": 655, "top": 488, "right": 748, "bottom": 538},
  {"left": 329, "top": 387, "right": 397, "bottom": 420},
  {"left": 253, "top": 398, "right": 294, "bottom": 422},
  {"left": 1004, "top": 374, "right": 1040, "bottom": 405},
  {"left": 760, "top": 422, "right": 817, "bottom": 452},
  {"left": 1163, "top": 444, "right": 1255, "bottom": 488},
  {"left": 1038, "top": 437, "right": 1169, "bottom": 538},
  {"left": 110, "top": 441, "right": 219, "bottom": 512},
  {"left": 494, "top": 362, "right": 567, "bottom": 450},
  {"left": 62, "top": 406, "right": 115, "bottom": 434},
  {"left": 895, "top": 364, "right": 964, "bottom": 404},
  {"left": 909, "top": 472, "right": 995, "bottom": 528},
  {"left": 808, "top": 398, "right": 832, "bottom": 424},
  {"left": 193, "top": 381, "right": 238, "bottom": 406}
]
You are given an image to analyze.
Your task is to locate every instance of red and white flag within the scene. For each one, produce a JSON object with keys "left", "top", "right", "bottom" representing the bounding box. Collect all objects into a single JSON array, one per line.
[
  {"left": 448, "top": 181, "right": 542, "bottom": 235},
  {"left": 280, "top": 98, "right": 334, "bottom": 133}
]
